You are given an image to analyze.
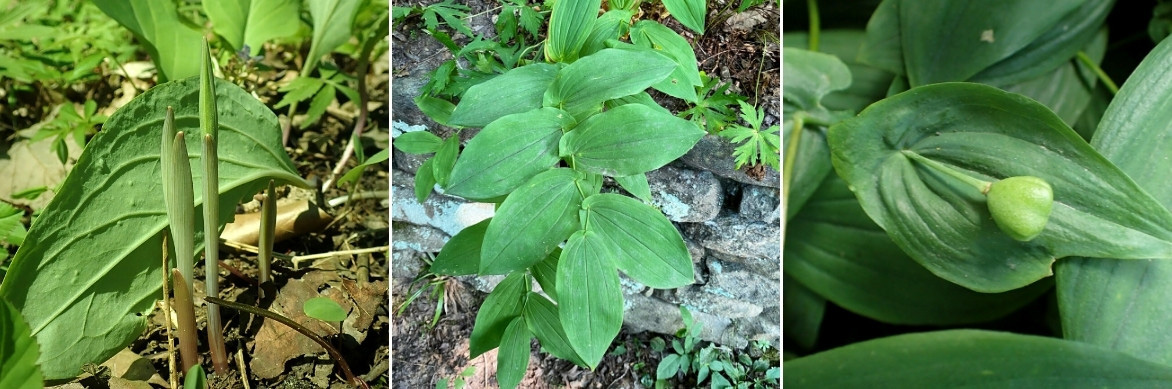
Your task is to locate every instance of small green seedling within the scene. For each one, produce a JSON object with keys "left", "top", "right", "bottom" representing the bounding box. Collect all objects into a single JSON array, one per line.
[
  {"left": 183, "top": 364, "right": 206, "bottom": 389},
  {"left": 304, "top": 296, "right": 348, "bottom": 332}
]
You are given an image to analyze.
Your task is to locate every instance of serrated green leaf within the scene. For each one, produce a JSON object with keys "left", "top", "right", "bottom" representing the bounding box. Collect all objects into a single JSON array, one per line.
[
  {"left": 0, "top": 298, "right": 41, "bottom": 389},
  {"left": 480, "top": 169, "right": 582, "bottom": 274},
  {"left": 431, "top": 218, "right": 489, "bottom": 276},
  {"left": 446, "top": 108, "right": 572, "bottom": 200},
  {"left": 583, "top": 194, "right": 693, "bottom": 288},
  {"left": 545, "top": 0, "right": 600, "bottom": 63},
  {"left": 497, "top": 317, "right": 531, "bottom": 389},
  {"left": 0, "top": 77, "right": 306, "bottom": 379},
  {"left": 394, "top": 131, "right": 443, "bottom": 154},
  {"left": 302, "top": 84, "right": 335, "bottom": 125},
  {"left": 275, "top": 77, "right": 326, "bottom": 108},
  {"left": 450, "top": 63, "right": 559, "bottom": 128},
  {"left": 522, "top": 292, "right": 586, "bottom": 366},
  {"left": 469, "top": 272, "right": 528, "bottom": 358},
  {"left": 0, "top": 204, "right": 26, "bottom": 246},
  {"left": 558, "top": 230, "right": 622, "bottom": 370},
  {"left": 661, "top": 0, "right": 705, "bottom": 34},
  {"left": 560, "top": 104, "right": 704, "bottom": 176}
]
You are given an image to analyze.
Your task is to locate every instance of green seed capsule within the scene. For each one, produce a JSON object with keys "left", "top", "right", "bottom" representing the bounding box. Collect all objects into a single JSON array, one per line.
[{"left": 985, "top": 176, "right": 1053, "bottom": 242}]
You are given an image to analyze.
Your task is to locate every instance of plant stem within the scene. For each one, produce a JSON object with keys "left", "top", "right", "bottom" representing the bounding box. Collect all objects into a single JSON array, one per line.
[
  {"left": 900, "top": 150, "right": 993, "bottom": 193},
  {"left": 291, "top": 246, "right": 390, "bottom": 267},
  {"left": 807, "top": 0, "right": 820, "bottom": 52},
  {"left": 200, "top": 39, "right": 230, "bottom": 374},
  {"left": 205, "top": 297, "right": 369, "bottom": 388},
  {"left": 259, "top": 180, "right": 276, "bottom": 294},
  {"left": 1076, "top": 50, "right": 1119, "bottom": 95},
  {"left": 161, "top": 236, "right": 179, "bottom": 389},
  {"left": 782, "top": 113, "right": 804, "bottom": 207},
  {"left": 172, "top": 269, "right": 200, "bottom": 376}
]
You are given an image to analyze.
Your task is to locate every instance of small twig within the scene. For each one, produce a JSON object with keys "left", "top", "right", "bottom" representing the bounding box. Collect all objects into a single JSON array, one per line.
[
  {"left": 290, "top": 246, "right": 389, "bottom": 267},
  {"left": 327, "top": 191, "right": 389, "bottom": 208},
  {"left": 206, "top": 297, "right": 369, "bottom": 388},
  {"left": 236, "top": 346, "right": 251, "bottom": 389}
]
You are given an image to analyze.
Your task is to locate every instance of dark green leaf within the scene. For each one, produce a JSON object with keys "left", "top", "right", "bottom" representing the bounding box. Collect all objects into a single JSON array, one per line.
[
  {"left": 557, "top": 230, "right": 623, "bottom": 369},
  {"left": 543, "top": 48, "right": 676, "bottom": 117},
  {"left": 829, "top": 82, "right": 1172, "bottom": 292},
  {"left": 302, "top": 84, "right": 335, "bottom": 125},
  {"left": 414, "top": 158, "right": 436, "bottom": 203},
  {"left": 969, "top": 0, "right": 1113, "bottom": 86},
  {"left": 614, "top": 173, "right": 652, "bottom": 203},
  {"left": 469, "top": 272, "right": 528, "bottom": 358},
  {"left": 583, "top": 194, "right": 693, "bottom": 288},
  {"left": 445, "top": 108, "right": 572, "bottom": 200},
  {"left": 0, "top": 298, "right": 41, "bottom": 389},
  {"left": 782, "top": 48, "right": 852, "bottom": 122},
  {"left": 782, "top": 274, "right": 823, "bottom": 350},
  {"left": 529, "top": 249, "right": 560, "bottom": 302},
  {"left": 630, "top": 20, "right": 701, "bottom": 102},
  {"left": 497, "top": 317, "right": 530, "bottom": 389},
  {"left": 432, "top": 135, "right": 460, "bottom": 188},
  {"left": 275, "top": 77, "right": 325, "bottom": 108},
  {"left": 305, "top": 0, "right": 360, "bottom": 75},
  {"left": 581, "top": 10, "right": 633, "bottom": 57},
  {"left": 560, "top": 104, "right": 704, "bottom": 177},
  {"left": 204, "top": 0, "right": 301, "bottom": 56},
  {"left": 394, "top": 131, "right": 443, "bottom": 154},
  {"left": 785, "top": 330, "right": 1172, "bottom": 388},
  {"left": 431, "top": 218, "right": 489, "bottom": 276},
  {"left": 450, "top": 63, "right": 559, "bottom": 128},
  {"left": 522, "top": 292, "right": 586, "bottom": 367},
  {"left": 783, "top": 30, "right": 895, "bottom": 114},
  {"left": 997, "top": 29, "right": 1106, "bottom": 126},
  {"left": 415, "top": 95, "right": 457, "bottom": 126},
  {"left": 480, "top": 169, "right": 582, "bottom": 274}
]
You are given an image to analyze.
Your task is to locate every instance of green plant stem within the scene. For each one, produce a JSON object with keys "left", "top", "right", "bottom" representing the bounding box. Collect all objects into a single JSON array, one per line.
[
  {"left": 900, "top": 150, "right": 993, "bottom": 193},
  {"left": 205, "top": 297, "right": 369, "bottom": 389},
  {"left": 1076, "top": 50, "right": 1119, "bottom": 95},
  {"left": 161, "top": 236, "right": 179, "bottom": 389},
  {"left": 807, "top": 0, "right": 820, "bottom": 52},
  {"left": 200, "top": 39, "right": 229, "bottom": 374},
  {"left": 782, "top": 113, "right": 804, "bottom": 206}
]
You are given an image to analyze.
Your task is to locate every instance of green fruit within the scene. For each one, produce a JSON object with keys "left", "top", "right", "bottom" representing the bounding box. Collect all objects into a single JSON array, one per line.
[{"left": 985, "top": 176, "right": 1053, "bottom": 242}]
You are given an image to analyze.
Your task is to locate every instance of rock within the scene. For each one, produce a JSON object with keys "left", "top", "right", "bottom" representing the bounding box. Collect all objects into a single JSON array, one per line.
[
  {"left": 391, "top": 123, "right": 432, "bottom": 175},
  {"left": 646, "top": 165, "right": 723, "bottom": 222},
  {"left": 675, "top": 286, "right": 763, "bottom": 319},
  {"left": 680, "top": 135, "right": 780, "bottom": 188},
  {"left": 391, "top": 221, "right": 449, "bottom": 253},
  {"left": 391, "top": 249, "right": 425, "bottom": 281},
  {"left": 740, "top": 185, "right": 781, "bottom": 222},
  {"left": 707, "top": 250, "right": 780, "bottom": 281},
  {"left": 683, "top": 215, "right": 781, "bottom": 260},
  {"left": 622, "top": 293, "right": 735, "bottom": 345},
  {"left": 702, "top": 268, "right": 780, "bottom": 311},
  {"left": 391, "top": 174, "right": 495, "bottom": 237}
]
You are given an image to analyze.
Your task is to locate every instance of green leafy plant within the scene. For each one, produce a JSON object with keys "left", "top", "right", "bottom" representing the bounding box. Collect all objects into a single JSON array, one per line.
[
  {"left": 679, "top": 72, "right": 747, "bottom": 134},
  {"left": 435, "top": 366, "right": 476, "bottom": 389},
  {"left": 0, "top": 297, "right": 42, "bottom": 389},
  {"left": 394, "top": 264, "right": 454, "bottom": 331},
  {"left": 0, "top": 203, "right": 27, "bottom": 264},
  {"left": 33, "top": 100, "right": 108, "bottom": 165},
  {"left": 719, "top": 100, "right": 780, "bottom": 171},
  {"left": 784, "top": 0, "right": 1172, "bottom": 386},
  {"left": 91, "top": 0, "right": 203, "bottom": 81},
  {"left": 656, "top": 307, "right": 779, "bottom": 388}
]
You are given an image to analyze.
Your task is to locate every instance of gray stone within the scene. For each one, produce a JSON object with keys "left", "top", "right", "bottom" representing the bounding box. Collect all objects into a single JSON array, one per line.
[
  {"left": 676, "top": 287, "right": 763, "bottom": 319},
  {"left": 707, "top": 249, "right": 780, "bottom": 279},
  {"left": 680, "top": 135, "right": 780, "bottom": 188},
  {"left": 703, "top": 268, "right": 780, "bottom": 311},
  {"left": 391, "top": 221, "right": 449, "bottom": 253},
  {"left": 391, "top": 249, "right": 426, "bottom": 281},
  {"left": 622, "top": 293, "right": 737, "bottom": 346},
  {"left": 391, "top": 174, "right": 495, "bottom": 237},
  {"left": 683, "top": 215, "right": 781, "bottom": 260},
  {"left": 646, "top": 165, "right": 723, "bottom": 223},
  {"left": 740, "top": 185, "right": 781, "bottom": 223}
]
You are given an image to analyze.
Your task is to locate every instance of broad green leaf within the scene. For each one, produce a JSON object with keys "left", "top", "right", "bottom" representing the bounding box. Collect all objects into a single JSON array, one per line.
[
  {"left": 657, "top": 354, "right": 682, "bottom": 380},
  {"left": 522, "top": 292, "right": 586, "bottom": 367},
  {"left": 614, "top": 173, "right": 652, "bottom": 203},
  {"left": 414, "top": 158, "right": 436, "bottom": 203},
  {"left": 497, "top": 317, "right": 530, "bottom": 389},
  {"left": 431, "top": 218, "right": 489, "bottom": 276},
  {"left": 303, "top": 297, "right": 347, "bottom": 322},
  {"left": 91, "top": 0, "right": 203, "bottom": 81},
  {"left": 446, "top": 108, "right": 573, "bottom": 200},
  {"left": 896, "top": 0, "right": 1085, "bottom": 86},
  {"left": 786, "top": 175, "right": 1052, "bottom": 325},
  {"left": 545, "top": 0, "right": 600, "bottom": 63},
  {"left": 784, "top": 330, "right": 1172, "bottom": 388},
  {"left": 480, "top": 169, "right": 582, "bottom": 274},
  {"left": 529, "top": 249, "right": 560, "bottom": 302},
  {"left": 305, "top": 0, "right": 359, "bottom": 75},
  {"left": 543, "top": 48, "right": 676, "bottom": 117},
  {"left": 204, "top": 0, "right": 301, "bottom": 56},
  {"left": 583, "top": 194, "right": 693, "bottom": 288},
  {"left": 856, "top": 0, "right": 903, "bottom": 75},
  {"left": 394, "top": 131, "right": 443, "bottom": 154},
  {"left": 560, "top": 104, "right": 704, "bottom": 177},
  {"left": 660, "top": 0, "right": 705, "bottom": 34},
  {"left": 782, "top": 274, "right": 824, "bottom": 350},
  {"left": 630, "top": 21, "right": 701, "bottom": 102},
  {"left": 782, "top": 48, "right": 852, "bottom": 123},
  {"left": 414, "top": 95, "right": 457, "bottom": 126},
  {"left": 431, "top": 135, "right": 460, "bottom": 188},
  {"left": 998, "top": 29, "right": 1106, "bottom": 126},
  {"left": 968, "top": 0, "right": 1113, "bottom": 86},
  {"left": 0, "top": 298, "right": 41, "bottom": 389},
  {"left": 469, "top": 272, "right": 528, "bottom": 358},
  {"left": 581, "top": 9, "right": 633, "bottom": 57},
  {"left": 0, "top": 77, "right": 306, "bottom": 380},
  {"left": 604, "top": 92, "right": 673, "bottom": 116},
  {"left": 783, "top": 30, "right": 895, "bottom": 114},
  {"left": 829, "top": 82, "right": 1172, "bottom": 293},
  {"left": 1057, "top": 34, "right": 1172, "bottom": 366},
  {"left": 557, "top": 230, "right": 623, "bottom": 370},
  {"left": 449, "top": 63, "right": 559, "bottom": 128}
]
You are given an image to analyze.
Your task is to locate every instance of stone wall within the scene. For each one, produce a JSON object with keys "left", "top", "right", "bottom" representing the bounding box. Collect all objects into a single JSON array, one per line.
[{"left": 390, "top": 117, "right": 781, "bottom": 348}]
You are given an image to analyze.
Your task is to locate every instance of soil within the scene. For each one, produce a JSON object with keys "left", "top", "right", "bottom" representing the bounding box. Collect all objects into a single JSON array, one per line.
[{"left": 389, "top": 0, "right": 780, "bottom": 387}]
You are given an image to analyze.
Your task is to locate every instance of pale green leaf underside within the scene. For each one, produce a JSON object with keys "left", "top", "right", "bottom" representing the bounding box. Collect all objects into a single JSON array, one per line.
[
  {"left": 829, "top": 82, "right": 1172, "bottom": 293},
  {"left": 785, "top": 330, "right": 1172, "bottom": 388},
  {"left": 0, "top": 77, "right": 305, "bottom": 379}
]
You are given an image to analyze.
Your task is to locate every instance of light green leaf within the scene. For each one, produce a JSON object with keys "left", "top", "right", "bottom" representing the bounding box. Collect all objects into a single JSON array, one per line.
[
  {"left": 275, "top": 77, "right": 325, "bottom": 108},
  {"left": 394, "top": 131, "right": 443, "bottom": 155},
  {"left": 0, "top": 298, "right": 41, "bottom": 389},
  {"left": 660, "top": 0, "right": 705, "bottom": 34},
  {"left": 657, "top": 353, "right": 681, "bottom": 380},
  {"left": 431, "top": 218, "right": 489, "bottom": 276},
  {"left": 91, "top": 0, "right": 203, "bottom": 81},
  {"left": 414, "top": 95, "right": 457, "bottom": 127},
  {"left": 1057, "top": 33, "right": 1172, "bottom": 366},
  {"left": 557, "top": 230, "right": 623, "bottom": 370},
  {"left": 522, "top": 292, "right": 586, "bottom": 367},
  {"left": 782, "top": 48, "right": 852, "bottom": 122},
  {"left": 303, "top": 297, "right": 347, "bottom": 322},
  {"left": 337, "top": 148, "right": 388, "bottom": 187},
  {"left": 446, "top": 108, "right": 572, "bottom": 200},
  {"left": 469, "top": 272, "right": 528, "bottom": 358},
  {"left": 543, "top": 48, "right": 676, "bottom": 117},
  {"left": 303, "top": 84, "right": 335, "bottom": 125},
  {"left": 449, "top": 63, "right": 559, "bottom": 128},
  {"left": 204, "top": 0, "right": 301, "bottom": 56},
  {"left": 560, "top": 104, "right": 704, "bottom": 177},
  {"left": 414, "top": 158, "right": 436, "bottom": 203},
  {"left": 581, "top": 9, "right": 633, "bottom": 57},
  {"left": 545, "top": 0, "right": 600, "bottom": 63},
  {"left": 0, "top": 203, "right": 26, "bottom": 246},
  {"left": 829, "top": 82, "right": 1172, "bottom": 293},
  {"left": 0, "top": 77, "right": 306, "bottom": 380},
  {"left": 583, "top": 194, "right": 693, "bottom": 288},
  {"left": 184, "top": 364, "right": 206, "bottom": 389},
  {"left": 785, "top": 330, "right": 1172, "bottom": 387},
  {"left": 630, "top": 21, "right": 702, "bottom": 102},
  {"left": 480, "top": 169, "right": 582, "bottom": 274},
  {"left": 497, "top": 317, "right": 530, "bottom": 389},
  {"left": 305, "top": 0, "right": 360, "bottom": 75},
  {"left": 786, "top": 175, "right": 1052, "bottom": 325},
  {"left": 614, "top": 173, "right": 652, "bottom": 203}
]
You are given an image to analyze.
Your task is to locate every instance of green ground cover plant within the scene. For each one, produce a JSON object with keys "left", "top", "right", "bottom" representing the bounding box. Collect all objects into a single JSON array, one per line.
[{"left": 785, "top": 0, "right": 1172, "bottom": 386}]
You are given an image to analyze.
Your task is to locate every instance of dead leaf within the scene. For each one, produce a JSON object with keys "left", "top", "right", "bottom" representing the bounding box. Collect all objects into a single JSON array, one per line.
[{"left": 221, "top": 199, "right": 333, "bottom": 246}]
